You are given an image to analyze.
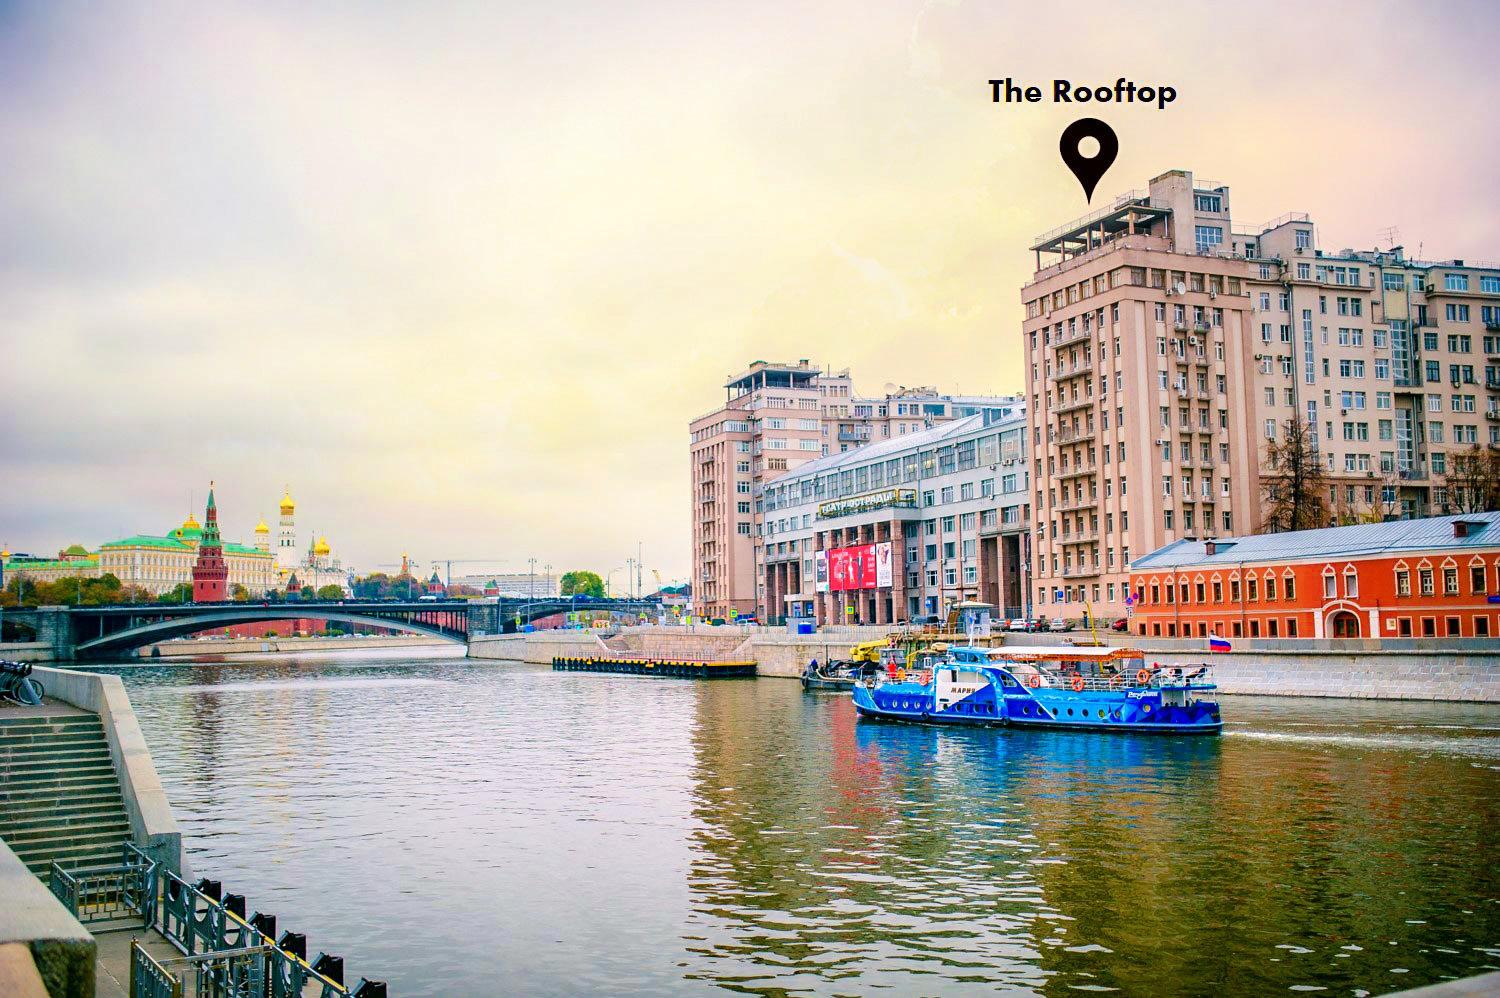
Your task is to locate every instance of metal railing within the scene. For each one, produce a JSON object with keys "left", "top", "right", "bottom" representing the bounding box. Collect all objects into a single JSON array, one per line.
[
  {"left": 48, "top": 841, "right": 158, "bottom": 927},
  {"left": 1014, "top": 666, "right": 1215, "bottom": 693},
  {"left": 131, "top": 942, "right": 275, "bottom": 998},
  {"left": 156, "top": 868, "right": 381, "bottom": 997}
]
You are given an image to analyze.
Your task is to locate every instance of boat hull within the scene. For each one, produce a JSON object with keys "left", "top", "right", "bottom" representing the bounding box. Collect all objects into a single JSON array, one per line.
[{"left": 852, "top": 677, "right": 1222, "bottom": 735}]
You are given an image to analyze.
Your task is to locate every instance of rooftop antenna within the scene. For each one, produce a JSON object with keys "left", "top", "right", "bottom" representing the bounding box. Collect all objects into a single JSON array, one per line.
[{"left": 1377, "top": 225, "right": 1399, "bottom": 250}]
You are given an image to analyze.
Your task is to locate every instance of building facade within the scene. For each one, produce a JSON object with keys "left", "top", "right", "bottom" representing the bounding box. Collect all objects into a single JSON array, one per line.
[
  {"left": 689, "top": 358, "right": 1021, "bottom": 622},
  {"left": 98, "top": 513, "right": 276, "bottom": 596},
  {"left": 1128, "top": 513, "right": 1500, "bottom": 640},
  {"left": 756, "top": 409, "right": 1031, "bottom": 625},
  {"left": 1, "top": 545, "right": 98, "bottom": 588},
  {"left": 1024, "top": 168, "right": 1500, "bottom": 622}
]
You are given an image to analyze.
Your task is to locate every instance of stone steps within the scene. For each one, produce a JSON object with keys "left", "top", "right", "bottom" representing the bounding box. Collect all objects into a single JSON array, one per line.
[{"left": 0, "top": 713, "right": 133, "bottom": 876}]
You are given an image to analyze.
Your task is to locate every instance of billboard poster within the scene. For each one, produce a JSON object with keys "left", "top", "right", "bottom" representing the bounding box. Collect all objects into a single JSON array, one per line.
[
  {"left": 814, "top": 549, "right": 829, "bottom": 593},
  {"left": 875, "top": 541, "right": 893, "bottom": 588},
  {"left": 827, "top": 544, "right": 882, "bottom": 591}
]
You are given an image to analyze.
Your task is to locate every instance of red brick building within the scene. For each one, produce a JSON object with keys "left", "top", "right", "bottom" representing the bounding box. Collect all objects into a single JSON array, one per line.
[{"left": 1127, "top": 513, "right": 1500, "bottom": 640}]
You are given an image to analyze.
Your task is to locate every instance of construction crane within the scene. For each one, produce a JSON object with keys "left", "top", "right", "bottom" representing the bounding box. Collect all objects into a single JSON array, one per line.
[{"left": 370, "top": 557, "right": 509, "bottom": 592}]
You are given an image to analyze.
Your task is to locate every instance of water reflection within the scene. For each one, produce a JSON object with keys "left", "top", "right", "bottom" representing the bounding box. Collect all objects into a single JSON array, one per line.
[{"left": 86, "top": 653, "right": 1499, "bottom": 996}]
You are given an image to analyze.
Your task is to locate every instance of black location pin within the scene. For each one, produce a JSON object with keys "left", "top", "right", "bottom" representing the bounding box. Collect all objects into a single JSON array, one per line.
[{"left": 1059, "top": 118, "right": 1118, "bottom": 204}]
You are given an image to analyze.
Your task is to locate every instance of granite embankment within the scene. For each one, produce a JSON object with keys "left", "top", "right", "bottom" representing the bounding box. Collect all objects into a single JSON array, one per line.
[{"left": 468, "top": 626, "right": 1500, "bottom": 702}]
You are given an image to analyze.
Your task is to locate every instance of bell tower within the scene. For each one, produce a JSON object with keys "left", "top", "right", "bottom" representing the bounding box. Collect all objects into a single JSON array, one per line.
[{"left": 277, "top": 486, "right": 297, "bottom": 570}]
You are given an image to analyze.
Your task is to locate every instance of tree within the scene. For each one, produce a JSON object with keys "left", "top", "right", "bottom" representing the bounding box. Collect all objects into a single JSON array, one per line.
[
  {"left": 231, "top": 584, "right": 251, "bottom": 602},
  {"left": 315, "top": 584, "right": 345, "bottom": 601},
  {"left": 559, "top": 570, "right": 605, "bottom": 598},
  {"left": 1444, "top": 444, "right": 1500, "bottom": 514},
  {"left": 1260, "top": 414, "right": 1330, "bottom": 533},
  {"left": 158, "top": 582, "right": 194, "bottom": 604}
]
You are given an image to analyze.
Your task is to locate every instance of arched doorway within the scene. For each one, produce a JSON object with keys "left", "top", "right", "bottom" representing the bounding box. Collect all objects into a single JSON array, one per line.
[{"left": 1329, "top": 610, "right": 1361, "bottom": 638}]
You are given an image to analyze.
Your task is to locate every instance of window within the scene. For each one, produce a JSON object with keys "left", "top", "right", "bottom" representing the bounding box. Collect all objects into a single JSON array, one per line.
[
  {"left": 1395, "top": 570, "right": 1410, "bottom": 597},
  {"left": 1295, "top": 229, "right": 1311, "bottom": 251},
  {"left": 1445, "top": 273, "right": 1470, "bottom": 292},
  {"left": 1194, "top": 225, "right": 1224, "bottom": 253},
  {"left": 1419, "top": 568, "right": 1434, "bottom": 596},
  {"left": 1443, "top": 567, "right": 1459, "bottom": 595},
  {"left": 736, "top": 522, "right": 751, "bottom": 535}
]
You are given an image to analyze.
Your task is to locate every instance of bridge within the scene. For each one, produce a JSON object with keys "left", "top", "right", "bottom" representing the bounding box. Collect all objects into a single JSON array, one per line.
[{"left": 1, "top": 597, "right": 662, "bottom": 659}]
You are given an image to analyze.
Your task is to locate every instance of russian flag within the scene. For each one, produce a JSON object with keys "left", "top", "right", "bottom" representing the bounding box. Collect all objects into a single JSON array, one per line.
[{"left": 1208, "top": 633, "right": 1231, "bottom": 653}]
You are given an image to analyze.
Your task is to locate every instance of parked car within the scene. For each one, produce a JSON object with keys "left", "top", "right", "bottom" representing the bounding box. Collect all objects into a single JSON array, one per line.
[
  {"left": 1049, "top": 617, "right": 1073, "bottom": 632},
  {"left": 1111, "top": 617, "right": 1130, "bottom": 632},
  {"left": 1007, "top": 617, "right": 1031, "bottom": 632},
  {"left": 417, "top": 594, "right": 440, "bottom": 602}
]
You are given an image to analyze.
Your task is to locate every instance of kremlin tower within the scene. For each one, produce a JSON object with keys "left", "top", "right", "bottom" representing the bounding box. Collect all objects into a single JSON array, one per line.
[
  {"left": 190, "top": 482, "right": 229, "bottom": 602},
  {"left": 277, "top": 486, "right": 297, "bottom": 570}
]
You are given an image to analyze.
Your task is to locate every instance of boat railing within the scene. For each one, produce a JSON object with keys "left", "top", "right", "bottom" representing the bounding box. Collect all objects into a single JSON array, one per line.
[{"left": 1011, "top": 666, "right": 1215, "bottom": 693}]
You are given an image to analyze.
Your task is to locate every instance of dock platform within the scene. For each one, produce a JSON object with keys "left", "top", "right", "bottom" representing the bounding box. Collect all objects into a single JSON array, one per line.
[{"left": 551, "top": 656, "right": 756, "bottom": 678}]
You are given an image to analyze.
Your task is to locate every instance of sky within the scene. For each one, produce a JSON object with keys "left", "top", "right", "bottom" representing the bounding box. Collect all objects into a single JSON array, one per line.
[{"left": 3, "top": 0, "right": 1498, "bottom": 583}]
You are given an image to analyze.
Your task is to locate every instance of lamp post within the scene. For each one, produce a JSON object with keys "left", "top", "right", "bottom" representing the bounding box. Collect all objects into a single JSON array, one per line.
[{"left": 607, "top": 566, "right": 623, "bottom": 598}]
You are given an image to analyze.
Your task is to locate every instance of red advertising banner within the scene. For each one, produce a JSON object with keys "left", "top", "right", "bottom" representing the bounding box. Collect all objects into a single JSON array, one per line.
[{"left": 827, "top": 544, "right": 878, "bottom": 591}]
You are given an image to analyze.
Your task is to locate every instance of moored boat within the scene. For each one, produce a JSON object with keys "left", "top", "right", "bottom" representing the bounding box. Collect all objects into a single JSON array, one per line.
[{"left": 852, "top": 644, "right": 1222, "bottom": 735}]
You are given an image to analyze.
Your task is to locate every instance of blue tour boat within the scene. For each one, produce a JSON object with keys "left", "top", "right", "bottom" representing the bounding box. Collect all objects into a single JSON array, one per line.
[{"left": 852, "top": 644, "right": 1222, "bottom": 735}]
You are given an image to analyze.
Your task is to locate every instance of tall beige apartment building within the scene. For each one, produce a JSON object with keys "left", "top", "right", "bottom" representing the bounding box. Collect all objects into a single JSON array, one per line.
[
  {"left": 690, "top": 359, "right": 1020, "bottom": 621},
  {"left": 1026, "top": 169, "right": 1500, "bottom": 621}
]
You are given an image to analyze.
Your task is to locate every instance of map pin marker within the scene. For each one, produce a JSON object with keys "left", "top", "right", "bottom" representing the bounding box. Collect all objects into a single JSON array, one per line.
[{"left": 1059, "top": 118, "right": 1118, "bottom": 204}]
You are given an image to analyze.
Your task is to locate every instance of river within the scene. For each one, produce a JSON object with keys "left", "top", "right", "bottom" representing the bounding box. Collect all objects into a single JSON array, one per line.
[{"left": 83, "top": 649, "right": 1499, "bottom": 996}]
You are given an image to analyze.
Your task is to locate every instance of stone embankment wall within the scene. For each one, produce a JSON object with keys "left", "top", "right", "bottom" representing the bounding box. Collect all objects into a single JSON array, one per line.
[
  {"left": 469, "top": 626, "right": 1500, "bottom": 701},
  {"left": 0, "top": 642, "right": 53, "bottom": 663}
]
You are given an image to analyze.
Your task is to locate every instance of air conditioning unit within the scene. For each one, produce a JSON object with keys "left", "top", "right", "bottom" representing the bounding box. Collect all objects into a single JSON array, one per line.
[
  {"left": 1189, "top": 336, "right": 1199, "bottom": 347},
  {"left": 1165, "top": 287, "right": 1176, "bottom": 297},
  {"left": 1209, "top": 290, "right": 1218, "bottom": 299}
]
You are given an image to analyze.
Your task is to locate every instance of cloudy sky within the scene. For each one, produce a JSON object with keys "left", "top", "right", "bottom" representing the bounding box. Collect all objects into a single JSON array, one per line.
[{"left": 3, "top": 0, "right": 1497, "bottom": 582}]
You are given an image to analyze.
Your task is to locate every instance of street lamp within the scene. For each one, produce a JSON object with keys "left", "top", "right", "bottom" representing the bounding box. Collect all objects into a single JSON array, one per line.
[{"left": 606, "top": 566, "right": 624, "bottom": 597}]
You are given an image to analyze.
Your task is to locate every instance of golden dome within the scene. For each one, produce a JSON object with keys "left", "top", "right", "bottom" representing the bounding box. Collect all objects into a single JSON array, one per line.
[
  {"left": 181, "top": 513, "right": 201, "bottom": 531},
  {"left": 279, "top": 487, "right": 295, "bottom": 515},
  {"left": 254, "top": 519, "right": 270, "bottom": 534},
  {"left": 313, "top": 536, "right": 331, "bottom": 556}
]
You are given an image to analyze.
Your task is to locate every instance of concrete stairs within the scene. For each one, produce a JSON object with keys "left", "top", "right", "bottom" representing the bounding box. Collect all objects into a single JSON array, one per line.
[{"left": 0, "top": 713, "right": 132, "bottom": 877}]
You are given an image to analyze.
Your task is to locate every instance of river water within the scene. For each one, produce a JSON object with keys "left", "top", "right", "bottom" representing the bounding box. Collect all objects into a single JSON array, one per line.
[{"left": 84, "top": 649, "right": 1498, "bottom": 996}]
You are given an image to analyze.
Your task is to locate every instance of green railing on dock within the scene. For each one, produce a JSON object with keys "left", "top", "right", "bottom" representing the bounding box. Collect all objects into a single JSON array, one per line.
[
  {"left": 48, "top": 841, "right": 158, "bottom": 927},
  {"left": 48, "top": 840, "right": 390, "bottom": 996}
]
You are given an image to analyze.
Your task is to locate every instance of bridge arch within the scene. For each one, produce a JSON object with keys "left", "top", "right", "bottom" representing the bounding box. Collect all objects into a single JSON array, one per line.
[{"left": 74, "top": 608, "right": 466, "bottom": 657}]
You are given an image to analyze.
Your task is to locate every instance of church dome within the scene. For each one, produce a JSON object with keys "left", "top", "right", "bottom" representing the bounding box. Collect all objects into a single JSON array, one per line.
[
  {"left": 279, "top": 487, "right": 295, "bottom": 515},
  {"left": 313, "top": 536, "right": 331, "bottom": 556},
  {"left": 255, "top": 520, "right": 270, "bottom": 534}
]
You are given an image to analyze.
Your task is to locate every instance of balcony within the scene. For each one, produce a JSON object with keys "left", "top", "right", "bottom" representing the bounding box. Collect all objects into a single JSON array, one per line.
[
  {"left": 1057, "top": 425, "right": 1095, "bottom": 445},
  {"left": 1055, "top": 496, "right": 1098, "bottom": 513},
  {"left": 837, "top": 427, "right": 871, "bottom": 443},
  {"left": 1052, "top": 327, "right": 1093, "bottom": 350},
  {"left": 1056, "top": 463, "right": 1097, "bottom": 480},
  {"left": 1058, "top": 530, "right": 1100, "bottom": 545},
  {"left": 1054, "top": 396, "right": 1094, "bottom": 416},
  {"left": 1050, "top": 362, "right": 1093, "bottom": 381}
]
